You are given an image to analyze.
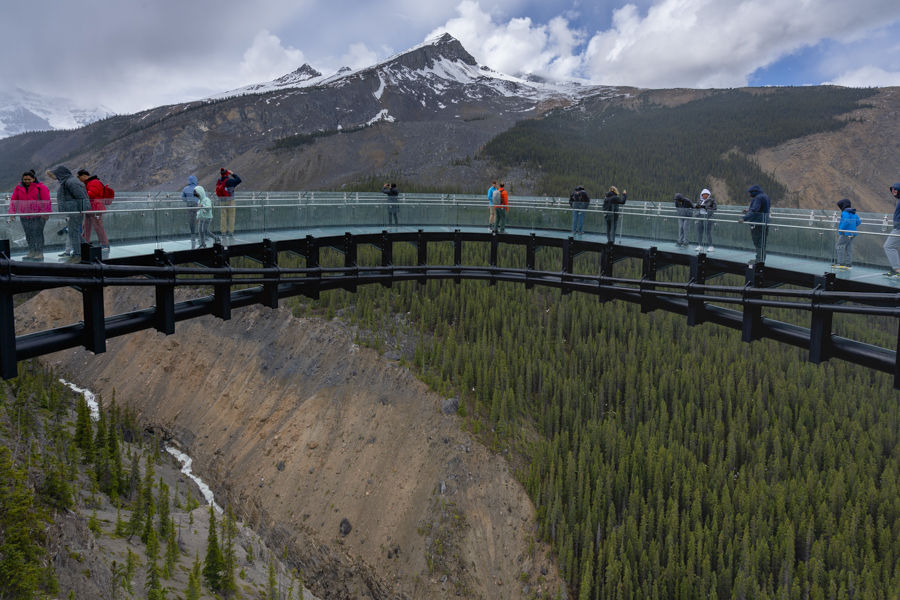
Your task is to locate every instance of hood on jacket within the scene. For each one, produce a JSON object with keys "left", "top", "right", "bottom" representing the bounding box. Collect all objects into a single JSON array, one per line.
[
  {"left": 193, "top": 185, "right": 209, "bottom": 201},
  {"left": 674, "top": 193, "right": 686, "bottom": 201},
  {"left": 747, "top": 185, "right": 763, "bottom": 197},
  {"left": 48, "top": 165, "right": 74, "bottom": 182},
  {"left": 187, "top": 175, "right": 198, "bottom": 186},
  {"left": 700, "top": 188, "right": 711, "bottom": 198},
  {"left": 837, "top": 199, "right": 852, "bottom": 211},
  {"left": 892, "top": 183, "right": 900, "bottom": 194}
]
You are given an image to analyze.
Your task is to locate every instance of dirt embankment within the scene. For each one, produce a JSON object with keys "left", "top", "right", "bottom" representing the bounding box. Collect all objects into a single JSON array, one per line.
[
  {"left": 16, "top": 287, "right": 562, "bottom": 600},
  {"left": 752, "top": 87, "right": 900, "bottom": 213}
]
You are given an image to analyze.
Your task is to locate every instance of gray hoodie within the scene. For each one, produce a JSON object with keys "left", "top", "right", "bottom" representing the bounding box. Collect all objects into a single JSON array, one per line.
[
  {"left": 47, "top": 165, "right": 89, "bottom": 212},
  {"left": 181, "top": 175, "right": 199, "bottom": 206}
]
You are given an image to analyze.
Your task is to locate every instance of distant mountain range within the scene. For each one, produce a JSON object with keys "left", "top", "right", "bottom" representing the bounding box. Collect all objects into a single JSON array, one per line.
[{"left": 0, "top": 87, "right": 115, "bottom": 139}]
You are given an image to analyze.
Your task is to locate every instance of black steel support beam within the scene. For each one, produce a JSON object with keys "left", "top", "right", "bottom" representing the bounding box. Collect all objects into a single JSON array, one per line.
[
  {"left": 80, "top": 244, "right": 106, "bottom": 354},
  {"left": 599, "top": 244, "right": 614, "bottom": 304},
  {"left": 380, "top": 230, "right": 392, "bottom": 289},
  {"left": 154, "top": 249, "right": 175, "bottom": 335},
  {"left": 742, "top": 263, "right": 765, "bottom": 343},
  {"left": 417, "top": 229, "right": 427, "bottom": 286},
  {"left": 0, "top": 241, "right": 16, "bottom": 378},
  {"left": 262, "top": 239, "right": 279, "bottom": 309},
  {"left": 305, "top": 235, "right": 320, "bottom": 300},
  {"left": 687, "top": 253, "right": 708, "bottom": 327},
  {"left": 809, "top": 273, "right": 836, "bottom": 364},
  {"left": 641, "top": 247, "right": 658, "bottom": 314},
  {"left": 212, "top": 242, "right": 231, "bottom": 320},
  {"left": 454, "top": 230, "right": 462, "bottom": 285},
  {"left": 526, "top": 233, "right": 536, "bottom": 290},
  {"left": 562, "top": 237, "right": 574, "bottom": 296},
  {"left": 344, "top": 233, "right": 358, "bottom": 293}
]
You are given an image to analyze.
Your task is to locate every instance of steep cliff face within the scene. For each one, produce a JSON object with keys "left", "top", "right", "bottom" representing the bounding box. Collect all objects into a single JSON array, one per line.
[
  {"left": 753, "top": 88, "right": 900, "bottom": 214},
  {"left": 17, "top": 286, "right": 562, "bottom": 600}
]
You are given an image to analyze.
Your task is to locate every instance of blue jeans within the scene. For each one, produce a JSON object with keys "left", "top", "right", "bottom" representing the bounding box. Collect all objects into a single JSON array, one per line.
[{"left": 572, "top": 203, "right": 587, "bottom": 233}]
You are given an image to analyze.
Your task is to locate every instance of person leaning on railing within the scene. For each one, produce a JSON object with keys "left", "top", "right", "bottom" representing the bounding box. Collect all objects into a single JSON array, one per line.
[
  {"left": 739, "top": 185, "right": 770, "bottom": 265},
  {"left": 7, "top": 170, "right": 51, "bottom": 261},
  {"left": 674, "top": 193, "right": 694, "bottom": 248},
  {"left": 882, "top": 182, "right": 900, "bottom": 277},
  {"left": 569, "top": 185, "right": 589, "bottom": 235},
  {"left": 181, "top": 175, "right": 199, "bottom": 248},
  {"left": 602, "top": 186, "right": 626, "bottom": 244},
  {"left": 694, "top": 189, "right": 717, "bottom": 252}
]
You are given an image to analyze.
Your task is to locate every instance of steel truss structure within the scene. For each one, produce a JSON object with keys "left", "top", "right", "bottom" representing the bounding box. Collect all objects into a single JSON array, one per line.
[{"left": 2, "top": 230, "right": 900, "bottom": 388}]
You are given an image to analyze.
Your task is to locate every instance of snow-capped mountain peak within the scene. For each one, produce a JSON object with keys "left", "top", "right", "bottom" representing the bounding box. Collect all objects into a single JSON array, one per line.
[{"left": 0, "top": 87, "right": 115, "bottom": 139}]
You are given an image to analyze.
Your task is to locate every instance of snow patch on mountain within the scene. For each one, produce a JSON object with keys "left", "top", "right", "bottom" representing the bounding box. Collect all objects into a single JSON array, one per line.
[{"left": 0, "top": 87, "right": 115, "bottom": 139}]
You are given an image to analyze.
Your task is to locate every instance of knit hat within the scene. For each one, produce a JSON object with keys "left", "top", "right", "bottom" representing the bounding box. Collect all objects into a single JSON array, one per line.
[{"left": 221, "top": 168, "right": 228, "bottom": 176}]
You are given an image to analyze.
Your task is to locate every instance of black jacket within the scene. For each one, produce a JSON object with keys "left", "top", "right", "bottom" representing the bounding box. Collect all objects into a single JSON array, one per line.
[
  {"left": 602, "top": 191, "right": 626, "bottom": 215},
  {"left": 674, "top": 193, "right": 694, "bottom": 216},
  {"left": 569, "top": 187, "right": 589, "bottom": 207}
]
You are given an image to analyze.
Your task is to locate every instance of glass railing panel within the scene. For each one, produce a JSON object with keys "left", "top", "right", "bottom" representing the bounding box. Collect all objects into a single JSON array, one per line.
[
  {"left": 307, "top": 201, "right": 346, "bottom": 233},
  {"left": 102, "top": 206, "right": 158, "bottom": 253},
  {"left": 345, "top": 201, "right": 389, "bottom": 230},
  {"left": 264, "top": 199, "right": 307, "bottom": 238}
]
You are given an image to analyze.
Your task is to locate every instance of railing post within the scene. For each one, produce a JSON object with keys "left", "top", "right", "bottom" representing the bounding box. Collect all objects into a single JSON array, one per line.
[
  {"left": 525, "top": 233, "right": 536, "bottom": 290},
  {"left": 687, "top": 254, "right": 707, "bottom": 327},
  {"left": 344, "top": 232, "right": 357, "bottom": 293},
  {"left": 742, "top": 263, "right": 765, "bottom": 343},
  {"left": 417, "top": 229, "right": 427, "bottom": 286},
  {"left": 0, "top": 240, "right": 17, "bottom": 379},
  {"left": 562, "top": 237, "right": 574, "bottom": 296},
  {"left": 454, "top": 229, "right": 462, "bottom": 285},
  {"left": 154, "top": 249, "right": 175, "bottom": 335},
  {"left": 262, "top": 239, "right": 279, "bottom": 309},
  {"left": 80, "top": 243, "right": 106, "bottom": 354},
  {"left": 489, "top": 231, "right": 498, "bottom": 287},
  {"left": 380, "top": 230, "right": 392, "bottom": 289},
  {"left": 640, "top": 247, "right": 658, "bottom": 314},
  {"left": 212, "top": 242, "right": 231, "bottom": 320},
  {"left": 304, "top": 235, "right": 320, "bottom": 300},
  {"left": 809, "top": 273, "right": 836, "bottom": 364},
  {"left": 599, "top": 244, "right": 614, "bottom": 304}
]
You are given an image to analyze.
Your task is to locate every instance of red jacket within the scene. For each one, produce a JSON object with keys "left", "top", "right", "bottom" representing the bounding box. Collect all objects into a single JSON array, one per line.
[
  {"left": 498, "top": 189, "right": 509, "bottom": 211},
  {"left": 84, "top": 177, "right": 107, "bottom": 211},
  {"left": 8, "top": 181, "right": 51, "bottom": 215}
]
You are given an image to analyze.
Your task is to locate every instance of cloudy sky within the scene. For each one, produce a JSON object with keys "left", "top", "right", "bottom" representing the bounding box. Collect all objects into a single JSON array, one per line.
[{"left": 6, "top": 0, "right": 900, "bottom": 114}]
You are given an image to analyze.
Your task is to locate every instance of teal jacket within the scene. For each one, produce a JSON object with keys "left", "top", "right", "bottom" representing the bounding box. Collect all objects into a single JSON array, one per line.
[{"left": 195, "top": 186, "right": 213, "bottom": 219}]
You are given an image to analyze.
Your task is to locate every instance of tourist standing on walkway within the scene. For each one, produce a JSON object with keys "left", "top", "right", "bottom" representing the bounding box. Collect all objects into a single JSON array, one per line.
[
  {"left": 181, "top": 175, "right": 200, "bottom": 248},
  {"left": 603, "top": 186, "right": 626, "bottom": 244},
  {"left": 77, "top": 170, "right": 110, "bottom": 251},
  {"left": 739, "top": 184, "right": 771, "bottom": 264},
  {"left": 194, "top": 185, "right": 214, "bottom": 248},
  {"left": 495, "top": 183, "right": 509, "bottom": 233},
  {"left": 215, "top": 168, "right": 242, "bottom": 240},
  {"left": 695, "top": 189, "right": 717, "bottom": 252},
  {"left": 674, "top": 193, "right": 694, "bottom": 247},
  {"left": 833, "top": 199, "right": 860, "bottom": 269},
  {"left": 8, "top": 170, "right": 51, "bottom": 260},
  {"left": 382, "top": 182, "right": 400, "bottom": 227},
  {"left": 569, "top": 185, "right": 589, "bottom": 235},
  {"left": 487, "top": 180, "right": 498, "bottom": 231},
  {"left": 45, "top": 165, "right": 89, "bottom": 259},
  {"left": 882, "top": 183, "right": 900, "bottom": 276}
]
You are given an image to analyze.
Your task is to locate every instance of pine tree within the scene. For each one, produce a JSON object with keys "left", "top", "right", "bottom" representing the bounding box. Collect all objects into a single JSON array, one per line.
[
  {"left": 204, "top": 506, "right": 223, "bottom": 592},
  {"left": 267, "top": 557, "right": 278, "bottom": 600},
  {"left": 73, "top": 393, "right": 94, "bottom": 463},
  {"left": 157, "top": 478, "right": 171, "bottom": 540},
  {"left": 164, "top": 526, "right": 179, "bottom": 579},
  {"left": 220, "top": 504, "right": 238, "bottom": 597},
  {"left": 186, "top": 551, "right": 202, "bottom": 600}
]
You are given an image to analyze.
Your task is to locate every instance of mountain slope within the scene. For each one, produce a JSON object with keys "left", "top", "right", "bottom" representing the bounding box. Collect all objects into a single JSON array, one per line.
[{"left": 0, "top": 87, "right": 114, "bottom": 138}]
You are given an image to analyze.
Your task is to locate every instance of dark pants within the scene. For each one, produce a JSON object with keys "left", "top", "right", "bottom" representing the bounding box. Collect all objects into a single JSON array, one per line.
[
  {"left": 496, "top": 208, "right": 508, "bottom": 232},
  {"left": 187, "top": 207, "right": 198, "bottom": 234},
  {"left": 605, "top": 215, "right": 619, "bottom": 243},
  {"left": 21, "top": 217, "right": 46, "bottom": 254},
  {"left": 750, "top": 224, "right": 767, "bottom": 262},
  {"left": 388, "top": 209, "right": 399, "bottom": 225}
]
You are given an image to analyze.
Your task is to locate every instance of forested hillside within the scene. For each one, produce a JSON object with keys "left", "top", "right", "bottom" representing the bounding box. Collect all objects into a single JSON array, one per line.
[
  {"left": 293, "top": 242, "right": 900, "bottom": 599},
  {"left": 480, "top": 87, "right": 879, "bottom": 205}
]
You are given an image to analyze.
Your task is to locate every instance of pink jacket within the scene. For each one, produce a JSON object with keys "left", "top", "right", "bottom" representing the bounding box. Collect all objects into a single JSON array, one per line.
[{"left": 9, "top": 181, "right": 51, "bottom": 215}]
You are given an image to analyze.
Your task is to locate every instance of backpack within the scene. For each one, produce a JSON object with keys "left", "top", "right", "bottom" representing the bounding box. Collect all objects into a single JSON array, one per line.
[
  {"left": 100, "top": 182, "right": 115, "bottom": 206},
  {"left": 215, "top": 178, "right": 229, "bottom": 197}
]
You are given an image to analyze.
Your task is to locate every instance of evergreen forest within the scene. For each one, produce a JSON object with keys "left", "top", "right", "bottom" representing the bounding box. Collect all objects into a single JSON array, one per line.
[
  {"left": 288, "top": 240, "right": 900, "bottom": 600},
  {"left": 479, "top": 87, "right": 879, "bottom": 205}
]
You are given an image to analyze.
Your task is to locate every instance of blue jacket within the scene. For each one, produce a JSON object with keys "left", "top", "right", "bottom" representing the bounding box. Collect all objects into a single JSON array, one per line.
[
  {"left": 181, "top": 175, "right": 198, "bottom": 206},
  {"left": 745, "top": 185, "right": 770, "bottom": 224},
  {"left": 488, "top": 186, "right": 497, "bottom": 204},
  {"left": 836, "top": 199, "right": 859, "bottom": 236},
  {"left": 891, "top": 183, "right": 900, "bottom": 228}
]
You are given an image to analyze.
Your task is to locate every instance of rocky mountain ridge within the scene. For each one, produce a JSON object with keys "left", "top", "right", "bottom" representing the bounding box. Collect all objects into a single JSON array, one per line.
[{"left": 0, "top": 86, "right": 115, "bottom": 139}]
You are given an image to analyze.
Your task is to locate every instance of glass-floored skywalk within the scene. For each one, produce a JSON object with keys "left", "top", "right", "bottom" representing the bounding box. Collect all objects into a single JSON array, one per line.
[{"left": 3, "top": 191, "right": 899, "bottom": 289}]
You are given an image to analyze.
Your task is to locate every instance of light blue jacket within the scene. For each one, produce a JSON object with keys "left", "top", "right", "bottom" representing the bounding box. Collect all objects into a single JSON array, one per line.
[
  {"left": 181, "top": 175, "right": 199, "bottom": 206},
  {"left": 195, "top": 185, "right": 213, "bottom": 219}
]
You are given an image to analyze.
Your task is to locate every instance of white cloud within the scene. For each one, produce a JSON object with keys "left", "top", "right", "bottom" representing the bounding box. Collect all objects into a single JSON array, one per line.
[
  {"left": 428, "top": 0, "right": 900, "bottom": 88},
  {"left": 340, "top": 43, "right": 382, "bottom": 70},
  {"left": 827, "top": 66, "right": 900, "bottom": 87},
  {"left": 428, "top": 0, "right": 586, "bottom": 80},
  {"left": 238, "top": 30, "right": 306, "bottom": 82}
]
